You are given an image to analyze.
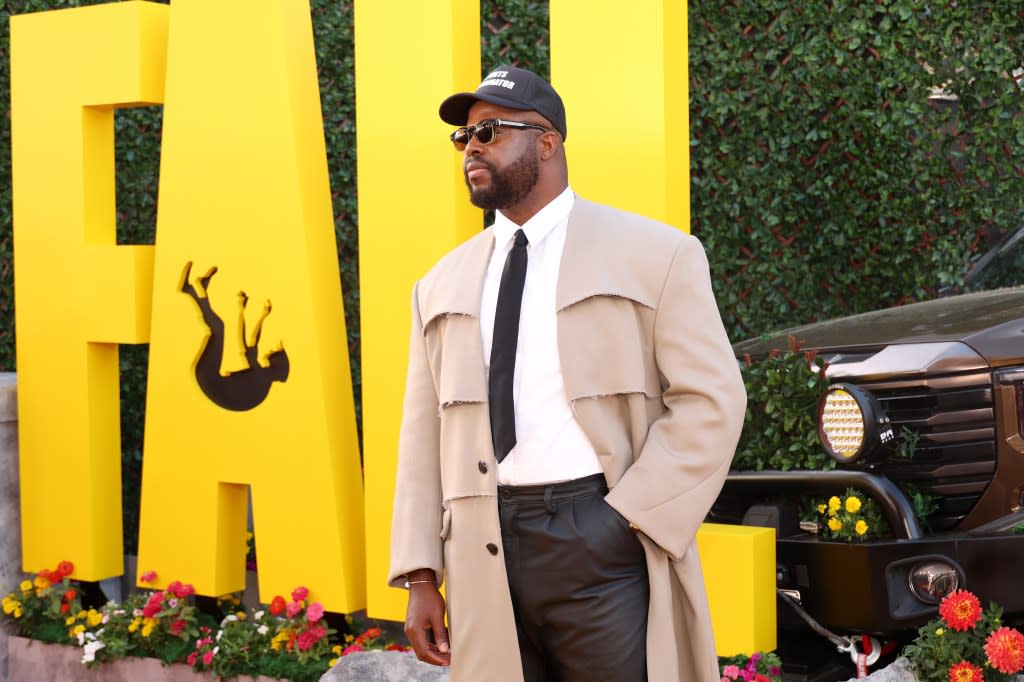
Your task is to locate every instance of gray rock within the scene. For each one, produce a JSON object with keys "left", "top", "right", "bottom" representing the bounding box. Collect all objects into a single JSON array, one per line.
[
  {"left": 841, "top": 657, "right": 917, "bottom": 682},
  {"left": 320, "top": 651, "right": 451, "bottom": 682}
]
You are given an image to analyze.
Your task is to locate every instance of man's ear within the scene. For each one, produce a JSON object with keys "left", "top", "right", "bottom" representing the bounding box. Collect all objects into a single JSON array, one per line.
[{"left": 538, "top": 131, "right": 560, "bottom": 161}]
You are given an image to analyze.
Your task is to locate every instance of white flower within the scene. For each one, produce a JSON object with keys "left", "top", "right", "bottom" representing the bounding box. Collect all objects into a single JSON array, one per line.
[
  {"left": 133, "top": 608, "right": 143, "bottom": 617},
  {"left": 212, "top": 646, "right": 219, "bottom": 656},
  {"left": 220, "top": 614, "right": 238, "bottom": 627},
  {"left": 254, "top": 610, "right": 265, "bottom": 621},
  {"left": 168, "top": 598, "right": 179, "bottom": 608},
  {"left": 216, "top": 629, "right": 223, "bottom": 641},
  {"left": 76, "top": 632, "right": 85, "bottom": 646},
  {"left": 81, "top": 640, "right": 106, "bottom": 664},
  {"left": 102, "top": 614, "right": 109, "bottom": 624},
  {"left": 257, "top": 625, "right": 269, "bottom": 636}
]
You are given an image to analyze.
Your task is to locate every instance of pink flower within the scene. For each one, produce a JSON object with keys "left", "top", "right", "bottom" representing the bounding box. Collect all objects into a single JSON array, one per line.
[
  {"left": 291, "top": 586, "right": 309, "bottom": 602},
  {"left": 167, "top": 581, "right": 194, "bottom": 599},
  {"left": 285, "top": 600, "right": 303, "bottom": 619},
  {"left": 170, "top": 619, "right": 187, "bottom": 635},
  {"left": 202, "top": 650, "right": 215, "bottom": 666},
  {"left": 297, "top": 631, "right": 317, "bottom": 651},
  {"left": 140, "top": 570, "right": 157, "bottom": 584},
  {"left": 341, "top": 644, "right": 364, "bottom": 656},
  {"left": 722, "top": 666, "right": 740, "bottom": 680},
  {"left": 306, "top": 602, "right": 324, "bottom": 623},
  {"left": 186, "top": 651, "right": 198, "bottom": 666}
]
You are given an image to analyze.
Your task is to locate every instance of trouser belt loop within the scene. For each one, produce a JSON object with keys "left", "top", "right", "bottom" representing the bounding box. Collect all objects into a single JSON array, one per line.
[{"left": 543, "top": 486, "right": 556, "bottom": 515}]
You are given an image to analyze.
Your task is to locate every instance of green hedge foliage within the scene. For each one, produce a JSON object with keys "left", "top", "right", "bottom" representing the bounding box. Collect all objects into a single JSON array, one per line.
[
  {"left": 690, "top": 1, "right": 1024, "bottom": 340},
  {"left": 2, "top": 1, "right": 1023, "bottom": 548}
]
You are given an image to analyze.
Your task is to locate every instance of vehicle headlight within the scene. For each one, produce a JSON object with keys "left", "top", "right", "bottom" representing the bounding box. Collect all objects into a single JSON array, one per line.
[{"left": 818, "top": 383, "right": 894, "bottom": 464}]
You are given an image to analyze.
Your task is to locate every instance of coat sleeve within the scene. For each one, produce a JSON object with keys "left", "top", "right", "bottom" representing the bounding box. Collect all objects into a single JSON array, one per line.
[
  {"left": 604, "top": 235, "right": 747, "bottom": 561},
  {"left": 387, "top": 281, "right": 445, "bottom": 588}
]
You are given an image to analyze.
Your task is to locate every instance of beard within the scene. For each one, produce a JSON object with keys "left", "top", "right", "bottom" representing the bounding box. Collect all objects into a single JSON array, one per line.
[{"left": 465, "top": 149, "right": 540, "bottom": 210}]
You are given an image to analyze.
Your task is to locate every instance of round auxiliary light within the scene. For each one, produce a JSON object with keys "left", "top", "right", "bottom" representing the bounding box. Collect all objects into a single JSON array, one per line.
[
  {"left": 908, "top": 561, "right": 961, "bottom": 604},
  {"left": 818, "top": 383, "right": 893, "bottom": 465}
]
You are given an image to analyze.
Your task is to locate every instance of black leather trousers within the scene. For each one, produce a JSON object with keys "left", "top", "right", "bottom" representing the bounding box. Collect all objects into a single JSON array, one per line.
[{"left": 498, "top": 473, "right": 649, "bottom": 682}]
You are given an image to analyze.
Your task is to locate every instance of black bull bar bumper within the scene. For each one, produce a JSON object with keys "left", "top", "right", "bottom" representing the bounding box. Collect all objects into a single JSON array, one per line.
[{"left": 722, "top": 470, "right": 1024, "bottom": 633}]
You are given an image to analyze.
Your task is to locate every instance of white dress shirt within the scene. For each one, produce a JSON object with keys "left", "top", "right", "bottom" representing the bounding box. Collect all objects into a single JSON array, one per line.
[{"left": 481, "top": 186, "right": 604, "bottom": 485}]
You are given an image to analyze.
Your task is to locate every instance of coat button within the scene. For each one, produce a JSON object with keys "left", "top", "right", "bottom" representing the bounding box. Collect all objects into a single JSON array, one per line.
[
  {"left": 486, "top": 543, "right": 499, "bottom": 555},
  {"left": 478, "top": 461, "right": 488, "bottom": 474}
]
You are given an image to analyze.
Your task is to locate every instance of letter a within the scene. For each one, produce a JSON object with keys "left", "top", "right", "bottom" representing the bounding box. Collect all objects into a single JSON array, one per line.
[{"left": 139, "top": 0, "right": 365, "bottom": 611}]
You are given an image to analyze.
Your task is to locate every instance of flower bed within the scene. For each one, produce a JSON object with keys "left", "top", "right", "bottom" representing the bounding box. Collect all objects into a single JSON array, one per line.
[
  {"left": 1, "top": 561, "right": 407, "bottom": 681},
  {"left": 7, "top": 636, "right": 278, "bottom": 682}
]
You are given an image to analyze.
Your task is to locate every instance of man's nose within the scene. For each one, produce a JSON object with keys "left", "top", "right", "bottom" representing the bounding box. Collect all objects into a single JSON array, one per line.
[{"left": 463, "top": 132, "right": 484, "bottom": 155}]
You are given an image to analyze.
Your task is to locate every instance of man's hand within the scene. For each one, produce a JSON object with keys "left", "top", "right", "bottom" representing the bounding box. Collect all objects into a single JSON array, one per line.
[{"left": 404, "top": 570, "right": 450, "bottom": 666}]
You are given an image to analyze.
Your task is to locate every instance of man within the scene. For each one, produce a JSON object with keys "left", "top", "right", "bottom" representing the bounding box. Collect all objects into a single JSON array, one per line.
[{"left": 389, "top": 65, "right": 746, "bottom": 682}]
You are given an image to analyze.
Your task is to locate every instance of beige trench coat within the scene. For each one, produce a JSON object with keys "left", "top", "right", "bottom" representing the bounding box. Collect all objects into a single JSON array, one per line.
[{"left": 389, "top": 198, "right": 747, "bottom": 681}]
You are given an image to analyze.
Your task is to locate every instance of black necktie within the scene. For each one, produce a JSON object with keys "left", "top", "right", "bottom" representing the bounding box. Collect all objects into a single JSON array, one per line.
[{"left": 489, "top": 229, "right": 528, "bottom": 462}]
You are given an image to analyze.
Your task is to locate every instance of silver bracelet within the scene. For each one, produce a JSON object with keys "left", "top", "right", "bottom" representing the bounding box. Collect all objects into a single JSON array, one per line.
[{"left": 404, "top": 579, "right": 434, "bottom": 589}]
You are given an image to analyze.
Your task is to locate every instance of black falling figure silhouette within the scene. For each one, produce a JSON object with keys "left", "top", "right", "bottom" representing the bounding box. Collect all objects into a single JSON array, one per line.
[{"left": 180, "top": 261, "right": 290, "bottom": 411}]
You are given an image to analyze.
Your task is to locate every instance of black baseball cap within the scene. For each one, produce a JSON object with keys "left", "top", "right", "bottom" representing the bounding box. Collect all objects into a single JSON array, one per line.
[{"left": 439, "top": 65, "right": 567, "bottom": 140}]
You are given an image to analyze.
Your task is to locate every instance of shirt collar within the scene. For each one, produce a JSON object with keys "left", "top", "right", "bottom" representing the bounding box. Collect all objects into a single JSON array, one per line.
[{"left": 493, "top": 186, "right": 575, "bottom": 250}]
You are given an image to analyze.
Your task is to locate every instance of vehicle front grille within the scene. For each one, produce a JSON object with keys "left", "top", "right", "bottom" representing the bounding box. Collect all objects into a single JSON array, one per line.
[{"left": 857, "top": 369, "right": 995, "bottom": 530}]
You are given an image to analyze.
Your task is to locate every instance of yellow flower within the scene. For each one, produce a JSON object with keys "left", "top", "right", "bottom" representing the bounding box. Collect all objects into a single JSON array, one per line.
[
  {"left": 86, "top": 609, "right": 103, "bottom": 627},
  {"left": 270, "top": 630, "right": 291, "bottom": 652},
  {"left": 344, "top": 633, "right": 355, "bottom": 643},
  {"left": 935, "top": 628, "right": 945, "bottom": 637},
  {"left": 828, "top": 496, "right": 841, "bottom": 514},
  {"left": 65, "top": 616, "right": 76, "bottom": 626},
  {"left": 236, "top": 611, "right": 247, "bottom": 621},
  {"left": 855, "top": 520, "right": 869, "bottom": 535},
  {"left": 142, "top": 623, "right": 155, "bottom": 638},
  {"left": 827, "top": 518, "right": 843, "bottom": 532},
  {"left": 128, "top": 617, "right": 141, "bottom": 633},
  {"left": 2, "top": 596, "right": 19, "bottom": 615},
  {"left": 817, "top": 503, "right": 826, "bottom": 514},
  {"left": 19, "top": 581, "right": 32, "bottom": 593},
  {"left": 332, "top": 645, "right": 343, "bottom": 656},
  {"left": 13, "top": 608, "right": 21, "bottom": 619},
  {"left": 845, "top": 497, "right": 862, "bottom": 513},
  {"left": 70, "top": 624, "right": 85, "bottom": 637},
  {"left": 77, "top": 610, "right": 89, "bottom": 621},
  {"left": 33, "top": 576, "right": 49, "bottom": 590},
  {"left": 328, "top": 658, "right": 338, "bottom": 667}
]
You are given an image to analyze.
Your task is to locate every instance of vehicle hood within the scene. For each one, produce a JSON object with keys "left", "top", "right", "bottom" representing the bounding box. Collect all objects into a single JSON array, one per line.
[{"left": 732, "top": 287, "right": 1024, "bottom": 368}]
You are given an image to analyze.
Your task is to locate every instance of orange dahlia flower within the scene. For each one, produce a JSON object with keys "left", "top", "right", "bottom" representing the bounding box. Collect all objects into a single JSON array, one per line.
[
  {"left": 947, "top": 661, "right": 982, "bottom": 682},
  {"left": 939, "top": 590, "right": 982, "bottom": 632},
  {"left": 985, "top": 626, "right": 1024, "bottom": 674}
]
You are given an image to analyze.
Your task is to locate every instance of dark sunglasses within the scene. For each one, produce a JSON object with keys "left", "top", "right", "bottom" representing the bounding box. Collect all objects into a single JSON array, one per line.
[{"left": 450, "top": 118, "right": 550, "bottom": 150}]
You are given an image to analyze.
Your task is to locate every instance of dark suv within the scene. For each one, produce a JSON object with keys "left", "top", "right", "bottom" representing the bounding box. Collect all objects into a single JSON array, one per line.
[{"left": 718, "top": 229, "right": 1024, "bottom": 674}]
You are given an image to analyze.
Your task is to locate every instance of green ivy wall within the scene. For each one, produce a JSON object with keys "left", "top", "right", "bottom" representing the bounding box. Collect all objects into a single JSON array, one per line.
[{"left": 1, "top": 0, "right": 1022, "bottom": 550}]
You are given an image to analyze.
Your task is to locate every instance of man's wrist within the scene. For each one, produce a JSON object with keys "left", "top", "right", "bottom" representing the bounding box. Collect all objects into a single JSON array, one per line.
[{"left": 404, "top": 568, "right": 437, "bottom": 589}]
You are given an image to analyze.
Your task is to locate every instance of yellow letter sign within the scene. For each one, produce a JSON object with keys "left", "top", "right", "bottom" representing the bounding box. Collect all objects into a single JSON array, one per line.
[
  {"left": 11, "top": 0, "right": 167, "bottom": 581},
  {"left": 13, "top": 0, "right": 365, "bottom": 612},
  {"left": 138, "top": 0, "right": 364, "bottom": 610}
]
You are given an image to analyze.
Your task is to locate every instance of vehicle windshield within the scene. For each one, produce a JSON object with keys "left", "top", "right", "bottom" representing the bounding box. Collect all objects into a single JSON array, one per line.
[{"left": 964, "top": 227, "right": 1024, "bottom": 293}]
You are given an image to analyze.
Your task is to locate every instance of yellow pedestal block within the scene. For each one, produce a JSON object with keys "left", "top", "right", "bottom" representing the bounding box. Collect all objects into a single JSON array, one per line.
[{"left": 697, "top": 523, "right": 777, "bottom": 656}]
